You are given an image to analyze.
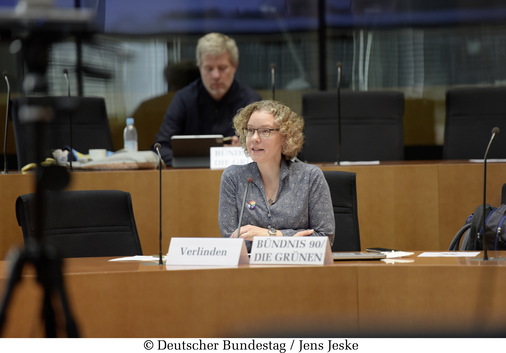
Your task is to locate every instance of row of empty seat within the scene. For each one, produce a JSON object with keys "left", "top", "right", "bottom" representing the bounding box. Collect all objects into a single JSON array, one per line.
[
  {"left": 301, "top": 90, "right": 404, "bottom": 163},
  {"left": 301, "top": 86, "right": 506, "bottom": 163},
  {"left": 7, "top": 96, "right": 358, "bottom": 257},
  {"left": 8, "top": 85, "right": 506, "bottom": 169},
  {"left": 16, "top": 190, "right": 143, "bottom": 258},
  {"left": 444, "top": 87, "right": 506, "bottom": 159},
  {"left": 14, "top": 171, "right": 360, "bottom": 256},
  {"left": 10, "top": 96, "right": 114, "bottom": 169}
]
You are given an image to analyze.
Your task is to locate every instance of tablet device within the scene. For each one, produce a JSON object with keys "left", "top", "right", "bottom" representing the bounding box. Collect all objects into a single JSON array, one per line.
[
  {"left": 332, "top": 252, "right": 386, "bottom": 261},
  {"left": 171, "top": 134, "right": 224, "bottom": 168},
  {"left": 366, "top": 247, "right": 398, "bottom": 253}
]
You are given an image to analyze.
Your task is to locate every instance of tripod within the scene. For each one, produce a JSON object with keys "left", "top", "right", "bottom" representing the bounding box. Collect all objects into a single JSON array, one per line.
[
  {"left": 0, "top": 2, "right": 95, "bottom": 337},
  {"left": 0, "top": 118, "right": 78, "bottom": 337},
  {"left": 0, "top": 239, "right": 79, "bottom": 337},
  {"left": 0, "top": 57, "right": 78, "bottom": 338}
]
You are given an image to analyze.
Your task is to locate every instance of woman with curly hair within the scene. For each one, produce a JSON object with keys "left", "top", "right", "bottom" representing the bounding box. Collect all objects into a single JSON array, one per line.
[{"left": 218, "top": 100, "right": 335, "bottom": 251}]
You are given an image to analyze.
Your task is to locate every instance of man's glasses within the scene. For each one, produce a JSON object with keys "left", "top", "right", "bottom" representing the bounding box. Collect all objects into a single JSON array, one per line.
[{"left": 243, "top": 128, "right": 280, "bottom": 138}]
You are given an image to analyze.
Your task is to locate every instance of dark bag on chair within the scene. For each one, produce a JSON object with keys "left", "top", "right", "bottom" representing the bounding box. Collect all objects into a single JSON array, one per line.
[{"left": 449, "top": 204, "right": 506, "bottom": 251}]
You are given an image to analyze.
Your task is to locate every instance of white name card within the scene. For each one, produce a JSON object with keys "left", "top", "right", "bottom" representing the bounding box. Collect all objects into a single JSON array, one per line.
[
  {"left": 165, "top": 237, "right": 249, "bottom": 266},
  {"left": 210, "top": 146, "right": 252, "bottom": 170},
  {"left": 250, "top": 237, "right": 333, "bottom": 265}
]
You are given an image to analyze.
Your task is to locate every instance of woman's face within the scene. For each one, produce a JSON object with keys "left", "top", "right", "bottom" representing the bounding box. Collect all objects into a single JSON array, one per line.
[{"left": 246, "top": 110, "right": 283, "bottom": 165}]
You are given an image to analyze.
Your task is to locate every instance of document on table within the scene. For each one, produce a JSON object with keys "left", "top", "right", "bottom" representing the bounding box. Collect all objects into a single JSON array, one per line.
[
  {"left": 418, "top": 252, "right": 480, "bottom": 257},
  {"left": 109, "top": 255, "right": 164, "bottom": 262},
  {"left": 469, "top": 159, "right": 506, "bottom": 163},
  {"left": 338, "top": 160, "right": 380, "bottom": 166},
  {"left": 366, "top": 249, "right": 414, "bottom": 258},
  {"left": 382, "top": 251, "right": 414, "bottom": 258}
]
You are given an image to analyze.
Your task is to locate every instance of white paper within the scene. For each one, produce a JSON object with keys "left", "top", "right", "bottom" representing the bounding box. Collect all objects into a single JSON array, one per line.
[
  {"left": 418, "top": 251, "right": 480, "bottom": 257},
  {"left": 382, "top": 251, "right": 415, "bottom": 259},
  {"left": 109, "top": 255, "right": 162, "bottom": 262},
  {"left": 469, "top": 159, "right": 506, "bottom": 163},
  {"left": 382, "top": 258, "right": 415, "bottom": 264},
  {"left": 338, "top": 160, "right": 380, "bottom": 166}
]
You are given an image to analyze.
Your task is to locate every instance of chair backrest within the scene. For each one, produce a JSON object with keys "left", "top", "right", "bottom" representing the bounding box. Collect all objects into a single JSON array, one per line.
[
  {"left": 301, "top": 90, "right": 404, "bottom": 163},
  {"left": 11, "top": 96, "right": 114, "bottom": 169},
  {"left": 444, "top": 87, "right": 506, "bottom": 159},
  {"left": 16, "top": 190, "right": 143, "bottom": 258},
  {"left": 323, "top": 170, "right": 361, "bottom": 252}
]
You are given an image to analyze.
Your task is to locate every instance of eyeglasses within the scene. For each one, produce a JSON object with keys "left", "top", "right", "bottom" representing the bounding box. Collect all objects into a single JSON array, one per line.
[{"left": 243, "top": 128, "right": 280, "bottom": 138}]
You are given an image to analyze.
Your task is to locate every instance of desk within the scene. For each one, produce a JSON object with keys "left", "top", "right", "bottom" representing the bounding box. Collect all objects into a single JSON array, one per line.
[
  {"left": 0, "top": 161, "right": 505, "bottom": 258},
  {"left": 1, "top": 252, "right": 505, "bottom": 337}
]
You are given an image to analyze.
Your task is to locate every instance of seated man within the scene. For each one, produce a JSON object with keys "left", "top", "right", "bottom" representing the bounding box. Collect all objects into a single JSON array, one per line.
[{"left": 153, "top": 32, "right": 262, "bottom": 166}]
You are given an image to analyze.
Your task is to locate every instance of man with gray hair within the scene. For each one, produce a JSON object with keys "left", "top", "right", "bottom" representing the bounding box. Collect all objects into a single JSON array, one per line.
[{"left": 153, "top": 33, "right": 262, "bottom": 165}]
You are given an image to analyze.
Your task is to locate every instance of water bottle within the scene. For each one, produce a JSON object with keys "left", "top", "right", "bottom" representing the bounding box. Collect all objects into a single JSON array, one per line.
[{"left": 123, "top": 117, "right": 138, "bottom": 152}]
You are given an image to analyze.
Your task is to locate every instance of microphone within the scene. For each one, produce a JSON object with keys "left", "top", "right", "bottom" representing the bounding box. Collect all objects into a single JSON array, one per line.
[
  {"left": 3, "top": 72, "right": 10, "bottom": 174},
  {"left": 270, "top": 64, "right": 276, "bottom": 100},
  {"left": 63, "top": 69, "right": 73, "bottom": 171},
  {"left": 481, "top": 127, "right": 500, "bottom": 260},
  {"left": 236, "top": 178, "right": 252, "bottom": 238},
  {"left": 154, "top": 143, "right": 163, "bottom": 265},
  {"left": 63, "top": 69, "right": 70, "bottom": 97},
  {"left": 336, "top": 62, "right": 342, "bottom": 165}
]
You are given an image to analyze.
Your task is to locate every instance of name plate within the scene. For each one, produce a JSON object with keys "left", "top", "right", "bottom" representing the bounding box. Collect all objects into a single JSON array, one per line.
[
  {"left": 250, "top": 237, "right": 333, "bottom": 265},
  {"left": 165, "top": 237, "right": 249, "bottom": 266},
  {"left": 210, "top": 146, "right": 252, "bottom": 169}
]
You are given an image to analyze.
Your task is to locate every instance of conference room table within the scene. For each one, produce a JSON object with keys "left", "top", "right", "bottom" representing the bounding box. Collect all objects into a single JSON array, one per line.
[
  {"left": 1, "top": 251, "right": 505, "bottom": 338},
  {"left": 0, "top": 160, "right": 505, "bottom": 259}
]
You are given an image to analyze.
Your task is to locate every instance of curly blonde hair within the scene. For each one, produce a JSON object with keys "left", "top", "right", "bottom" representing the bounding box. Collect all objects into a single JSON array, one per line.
[{"left": 233, "top": 100, "right": 304, "bottom": 160}]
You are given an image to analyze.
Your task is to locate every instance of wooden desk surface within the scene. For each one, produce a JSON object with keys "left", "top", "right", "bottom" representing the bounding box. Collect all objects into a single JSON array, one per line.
[
  {"left": 0, "top": 161, "right": 504, "bottom": 259},
  {"left": 1, "top": 251, "right": 506, "bottom": 338}
]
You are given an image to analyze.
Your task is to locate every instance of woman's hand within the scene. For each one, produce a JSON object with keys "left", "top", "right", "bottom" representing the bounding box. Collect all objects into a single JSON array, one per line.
[
  {"left": 231, "top": 225, "right": 270, "bottom": 241},
  {"left": 231, "top": 227, "right": 314, "bottom": 239},
  {"left": 294, "top": 229, "right": 314, "bottom": 237}
]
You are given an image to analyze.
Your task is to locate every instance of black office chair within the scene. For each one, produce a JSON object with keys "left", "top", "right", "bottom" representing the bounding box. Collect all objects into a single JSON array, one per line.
[
  {"left": 16, "top": 190, "right": 143, "bottom": 258},
  {"left": 323, "top": 170, "right": 361, "bottom": 252},
  {"left": 300, "top": 91, "right": 404, "bottom": 163},
  {"left": 444, "top": 87, "right": 506, "bottom": 159},
  {"left": 11, "top": 96, "right": 114, "bottom": 170}
]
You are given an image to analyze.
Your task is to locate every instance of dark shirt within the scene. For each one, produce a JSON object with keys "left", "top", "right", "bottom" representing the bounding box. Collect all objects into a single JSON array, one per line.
[{"left": 153, "top": 78, "right": 261, "bottom": 165}]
